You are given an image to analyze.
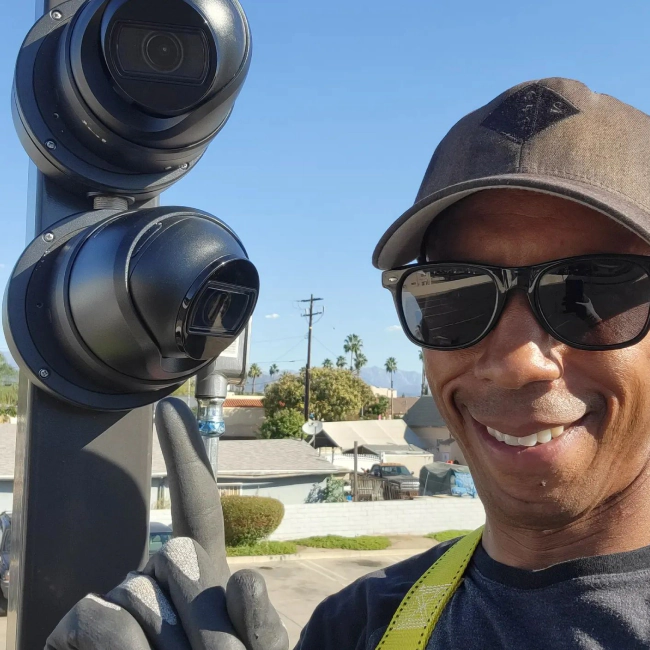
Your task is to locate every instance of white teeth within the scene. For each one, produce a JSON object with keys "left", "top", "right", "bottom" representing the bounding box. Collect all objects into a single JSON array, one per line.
[
  {"left": 519, "top": 433, "right": 538, "bottom": 447},
  {"left": 486, "top": 425, "right": 566, "bottom": 447}
]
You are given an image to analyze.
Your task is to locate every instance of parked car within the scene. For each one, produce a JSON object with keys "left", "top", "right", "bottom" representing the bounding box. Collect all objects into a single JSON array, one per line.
[
  {"left": 0, "top": 513, "right": 173, "bottom": 615},
  {"left": 369, "top": 463, "right": 420, "bottom": 499}
]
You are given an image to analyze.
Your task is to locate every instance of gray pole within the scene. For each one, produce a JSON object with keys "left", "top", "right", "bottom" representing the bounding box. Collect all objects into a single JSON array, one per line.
[{"left": 6, "top": 5, "right": 155, "bottom": 648}]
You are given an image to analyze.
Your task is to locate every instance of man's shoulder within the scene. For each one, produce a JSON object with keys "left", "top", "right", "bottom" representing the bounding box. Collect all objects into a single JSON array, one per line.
[{"left": 295, "top": 539, "right": 458, "bottom": 650}]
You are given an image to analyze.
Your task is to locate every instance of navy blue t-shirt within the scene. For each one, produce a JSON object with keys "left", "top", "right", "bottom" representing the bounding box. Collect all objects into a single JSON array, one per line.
[{"left": 295, "top": 539, "right": 650, "bottom": 649}]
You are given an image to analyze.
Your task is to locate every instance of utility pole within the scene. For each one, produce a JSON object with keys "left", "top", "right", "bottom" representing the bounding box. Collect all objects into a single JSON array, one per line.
[{"left": 299, "top": 295, "right": 324, "bottom": 426}]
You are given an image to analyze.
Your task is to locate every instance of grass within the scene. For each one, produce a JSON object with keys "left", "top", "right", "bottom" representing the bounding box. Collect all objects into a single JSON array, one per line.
[
  {"left": 292, "top": 535, "right": 392, "bottom": 551},
  {"left": 226, "top": 541, "right": 297, "bottom": 557},
  {"left": 426, "top": 530, "right": 472, "bottom": 542}
]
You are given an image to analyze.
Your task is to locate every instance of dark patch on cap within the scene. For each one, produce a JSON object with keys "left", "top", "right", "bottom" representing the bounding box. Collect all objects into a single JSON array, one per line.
[{"left": 481, "top": 83, "right": 579, "bottom": 144}]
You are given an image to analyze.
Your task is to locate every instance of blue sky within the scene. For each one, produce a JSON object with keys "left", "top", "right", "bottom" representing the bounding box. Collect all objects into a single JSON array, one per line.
[{"left": 0, "top": 0, "right": 649, "bottom": 373}]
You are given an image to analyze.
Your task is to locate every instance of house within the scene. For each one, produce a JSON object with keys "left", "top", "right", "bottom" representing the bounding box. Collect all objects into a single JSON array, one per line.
[
  {"left": 312, "top": 419, "right": 434, "bottom": 475},
  {"left": 152, "top": 437, "right": 344, "bottom": 506},
  {"left": 0, "top": 423, "right": 343, "bottom": 512},
  {"left": 403, "top": 396, "right": 466, "bottom": 464},
  {"left": 390, "top": 396, "right": 420, "bottom": 418},
  {"left": 221, "top": 396, "right": 265, "bottom": 439}
]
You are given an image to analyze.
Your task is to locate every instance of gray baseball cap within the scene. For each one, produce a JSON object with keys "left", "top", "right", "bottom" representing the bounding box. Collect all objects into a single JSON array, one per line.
[{"left": 372, "top": 77, "right": 650, "bottom": 270}]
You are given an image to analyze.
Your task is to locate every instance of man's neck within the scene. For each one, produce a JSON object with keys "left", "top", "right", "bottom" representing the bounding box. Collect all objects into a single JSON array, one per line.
[{"left": 481, "top": 473, "right": 650, "bottom": 570}]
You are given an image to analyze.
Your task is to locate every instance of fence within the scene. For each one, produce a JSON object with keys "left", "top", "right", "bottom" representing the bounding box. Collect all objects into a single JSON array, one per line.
[{"left": 151, "top": 497, "right": 486, "bottom": 540}]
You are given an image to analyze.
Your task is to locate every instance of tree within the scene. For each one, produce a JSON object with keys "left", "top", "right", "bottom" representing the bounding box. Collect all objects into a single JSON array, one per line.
[
  {"left": 264, "top": 367, "right": 375, "bottom": 422},
  {"left": 306, "top": 475, "right": 347, "bottom": 503},
  {"left": 0, "top": 355, "right": 18, "bottom": 387},
  {"left": 364, "top": 396, "right": 390, "bottom": 419},
  {"left": 322, "top": 359, "right": 333, "bottom": 369},
  {"left": 248, "top": 363, "right": 262, "bottom": 394},
  {"left": 419, "top": 350, "right": 429, "bottom": 396},
  {"left": 385, "top": 357, "right": 398, "bottom": 419},
  {"left": 259, "top": 409, "right": 304, "bottom": 439},
  {"left": 343, "top": 334, "right": 362, "bottom": 371},
  {"left": 353, "top": 352, "right": 367, "bottom": 376},
  {"left": 336, "top": 356, "right": 347, "bottom": 369},
  {"left": 269, "top": 364, "right": 279, "bottom": 381}
]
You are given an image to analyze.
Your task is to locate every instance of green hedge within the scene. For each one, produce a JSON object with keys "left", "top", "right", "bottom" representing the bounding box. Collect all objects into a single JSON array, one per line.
[
  {"left": 293, "top": 535, "right": 391, "bottom": 550},
  {"left": 222, "top": 496, "right": 285, "bottom": 546}
]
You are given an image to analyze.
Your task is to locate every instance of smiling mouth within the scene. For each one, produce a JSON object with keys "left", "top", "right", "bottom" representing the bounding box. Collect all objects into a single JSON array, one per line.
[{"left": 486, "top": 425, "right": 567, "bottom": 447}]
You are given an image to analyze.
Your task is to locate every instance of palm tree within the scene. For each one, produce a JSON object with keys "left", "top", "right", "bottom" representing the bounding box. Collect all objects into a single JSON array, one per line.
[
  {"left": 343, "top": 334, "right": 362, "bottom": 370},
  {"left": 385, "top": 357, "right": 398, "bottom": 419},
  {"left": 336, "top": 356, "right": 347, "bottom": 369},
  {"left": 322, "top": 358, "right": 333, "bottom": 369},
  {"left": 419, "top": 350, "right": 428, "bottom": 396},
  {"left": 269, "top": 364, "right": 279, "bottom": 382},
  {"left": 354, "top": 352, "right": 368, "bottom": 376},
  {"left": 248, "top": 363, "right": 262, "bottom": 394}
]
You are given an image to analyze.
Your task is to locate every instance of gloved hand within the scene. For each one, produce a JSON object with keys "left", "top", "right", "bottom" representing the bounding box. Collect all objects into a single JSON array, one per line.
[{"left": 45, "top": 397, "right": 289, "bottom": 650}]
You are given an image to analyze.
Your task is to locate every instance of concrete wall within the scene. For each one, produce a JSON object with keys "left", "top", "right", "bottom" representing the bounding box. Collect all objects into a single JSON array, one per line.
[
  {"left": 268, "top": 498, "right": 485, "bottom": 540},
  {"left": 0, "top": 481, "right": 13, "bottom": 513},
  {"left": 223, "top": 407, "right": 265, "bottom": 439}
]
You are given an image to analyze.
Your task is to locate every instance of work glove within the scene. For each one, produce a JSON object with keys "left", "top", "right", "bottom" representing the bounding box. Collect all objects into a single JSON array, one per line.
[{"left": 45, "top": 397, "right": 289, "bottom": 650}]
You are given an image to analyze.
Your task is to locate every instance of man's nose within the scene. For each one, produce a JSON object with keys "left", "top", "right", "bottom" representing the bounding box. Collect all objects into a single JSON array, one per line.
[{"left": 473, "top": 292, "right": 563, "bottom": 389}]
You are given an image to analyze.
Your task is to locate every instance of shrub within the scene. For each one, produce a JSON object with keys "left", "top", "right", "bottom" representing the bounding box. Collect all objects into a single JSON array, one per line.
[
  {"left": 226, "top": 541, "right": 297, "bottom": 556},
  {"left": 293, "top": 535, "right": 391, "bottom": 550},
  {"left": 426, "top": 529, "right": 472, "bottom": 542},
  {"left": 259, "top": 409, "right": 304, "bottom": 439},
  {"left": 221, "top": 496, "right": 285, "bottom": 546},
  {"left": 305, "top": 475, "right": 347, "bottom": 503}
]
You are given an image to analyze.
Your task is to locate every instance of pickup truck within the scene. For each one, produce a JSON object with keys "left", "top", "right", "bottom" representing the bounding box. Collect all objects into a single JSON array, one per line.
[{"left": 370, "top": 463, "right": 420, "bottom": 499}]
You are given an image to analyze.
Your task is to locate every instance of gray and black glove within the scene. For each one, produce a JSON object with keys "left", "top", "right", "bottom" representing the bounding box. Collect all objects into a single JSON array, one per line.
[{"left": 45, "top": 398, "right": 289, "bottom": 650}]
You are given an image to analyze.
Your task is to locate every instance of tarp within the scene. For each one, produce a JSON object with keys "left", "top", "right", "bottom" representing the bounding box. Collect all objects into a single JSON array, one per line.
[{"left": 419, "top": 461, "right": 477, "bottom": 498}]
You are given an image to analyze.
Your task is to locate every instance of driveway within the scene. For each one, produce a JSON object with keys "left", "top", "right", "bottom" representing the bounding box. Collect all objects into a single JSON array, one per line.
[
  {"left": 0, "top": 550, "right": 423, "bottom": 649},
  {"left": 234, "top": 552, "right": 419, "bottom": 648}
]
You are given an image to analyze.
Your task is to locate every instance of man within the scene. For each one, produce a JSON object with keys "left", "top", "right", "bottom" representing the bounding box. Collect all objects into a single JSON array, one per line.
[{"left": 49, "top": 77, "right": 650, "bottom": 649}]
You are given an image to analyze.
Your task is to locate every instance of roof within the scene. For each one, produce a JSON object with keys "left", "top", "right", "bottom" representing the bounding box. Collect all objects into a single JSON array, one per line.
[
  {"left": 152, "top": 436, "right": 343, "bottom": 479},
  {"left": 0, "top": 424, "right": 340, "bottom": 481},
  {"left": 314, "top": 419, "right": 428, "bottom": 453},
  {"left": 391, "top": 397, "right": 420, "bottom": 415},
  {"left": 223, "top": 398, "right": 264, "bottom": 408},
  {"left": 359, "top": 444, "right": 433, "bottom": 455},
  {"left": 403, "top": 396, "right": 447, "bottom": 428}
]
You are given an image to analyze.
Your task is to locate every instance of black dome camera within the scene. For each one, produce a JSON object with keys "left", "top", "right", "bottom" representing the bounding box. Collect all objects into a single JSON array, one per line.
[
  {"left": 6, "top": 0, "right": 259, "bottom": 410},
  {"left": 13, "top": 0, "right": 251, "bottom": 198}
]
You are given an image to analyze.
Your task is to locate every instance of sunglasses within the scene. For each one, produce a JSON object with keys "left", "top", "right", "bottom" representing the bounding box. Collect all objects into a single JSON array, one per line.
[{"left": 382, "top": 254, "right": 650, "bottom": 351}]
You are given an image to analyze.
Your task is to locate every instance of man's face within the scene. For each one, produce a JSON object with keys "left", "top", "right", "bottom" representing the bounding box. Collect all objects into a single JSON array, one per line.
[{"left": 424, "top": 189, "right": 650, "bottom": 529}]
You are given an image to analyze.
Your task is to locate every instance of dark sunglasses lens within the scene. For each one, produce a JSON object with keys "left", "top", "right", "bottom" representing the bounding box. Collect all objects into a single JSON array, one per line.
[
  {"left": 539, "top": 259, "right": 650, "bottom": 347},
  {"left": 401, "top": 267, "right": 498, "bottom": 348}
]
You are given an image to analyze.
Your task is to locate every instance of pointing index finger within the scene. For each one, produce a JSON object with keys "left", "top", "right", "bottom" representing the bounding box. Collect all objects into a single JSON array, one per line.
[{"left": 155, "top": 397, "right": 230, "bottom": 585}]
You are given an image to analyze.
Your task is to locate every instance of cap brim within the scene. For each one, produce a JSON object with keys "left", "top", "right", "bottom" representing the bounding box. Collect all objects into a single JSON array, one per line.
[{"left": 372, "top": 173, "right": 650, "bottom": 270}]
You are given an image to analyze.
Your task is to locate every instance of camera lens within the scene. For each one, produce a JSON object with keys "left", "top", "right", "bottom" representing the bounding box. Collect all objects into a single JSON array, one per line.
[{"left": 143, "top": 32, "right": 183, "bottom": 73}]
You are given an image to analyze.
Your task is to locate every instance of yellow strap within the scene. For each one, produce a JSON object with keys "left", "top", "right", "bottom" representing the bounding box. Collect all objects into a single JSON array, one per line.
[{"left": 376, "top": 526, "right": 484, "bottom": 650}]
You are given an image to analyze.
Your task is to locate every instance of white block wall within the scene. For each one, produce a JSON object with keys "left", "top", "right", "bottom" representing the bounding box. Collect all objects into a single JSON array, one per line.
[
  {"left": 151, "top": 497, "right": 486, "bottom": 541},
  {"left": 268, "top": 498, "right": 485, "bottom": 540}
]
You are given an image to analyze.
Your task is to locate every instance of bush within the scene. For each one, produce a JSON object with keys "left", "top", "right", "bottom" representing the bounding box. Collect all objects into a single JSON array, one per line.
[
  {"left": 221, "top": 496, "right": 285, "bottom": 546},
  {"left": 259, "top": 409, "right": 304, "bottom": 439},
  {"left": 305, "top": 475, "right": 347, "bottom": 503},
  {"left": 426, "top": 529, "right": 472, "bottom": 542},
  {"left": 226, "top": 541, "right": 297, "bottom": 556},
  {"left": 293, "top": 535, "right": 391, "bottom": 550}
]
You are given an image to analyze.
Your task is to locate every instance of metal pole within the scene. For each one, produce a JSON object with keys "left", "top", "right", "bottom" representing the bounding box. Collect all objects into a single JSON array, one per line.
[
  {"left": 7, "top": 4, "right": 157, "bottom": 644},
  {"left": 353, "top": 440, "right": 358, "bottom": 502},
  {"left": 304, "top": 295, "right": 314, "bottom": 423}
]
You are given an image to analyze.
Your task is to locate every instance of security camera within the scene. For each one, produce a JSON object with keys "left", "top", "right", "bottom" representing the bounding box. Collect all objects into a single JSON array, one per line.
[
  {"left": 13, "top": 0, "right": 251, "bottom": 198},
  {"left": 5, "top": 206, "right": 259, "bottom": 410}
]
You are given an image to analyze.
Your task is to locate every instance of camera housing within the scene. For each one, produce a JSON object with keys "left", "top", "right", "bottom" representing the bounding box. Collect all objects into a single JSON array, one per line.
[
  {"left": 4, "top": 207, "right": 259, "bottom": 410},
  {"left": 13, "top": 0, "right": 251, "bottom": 198}
]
